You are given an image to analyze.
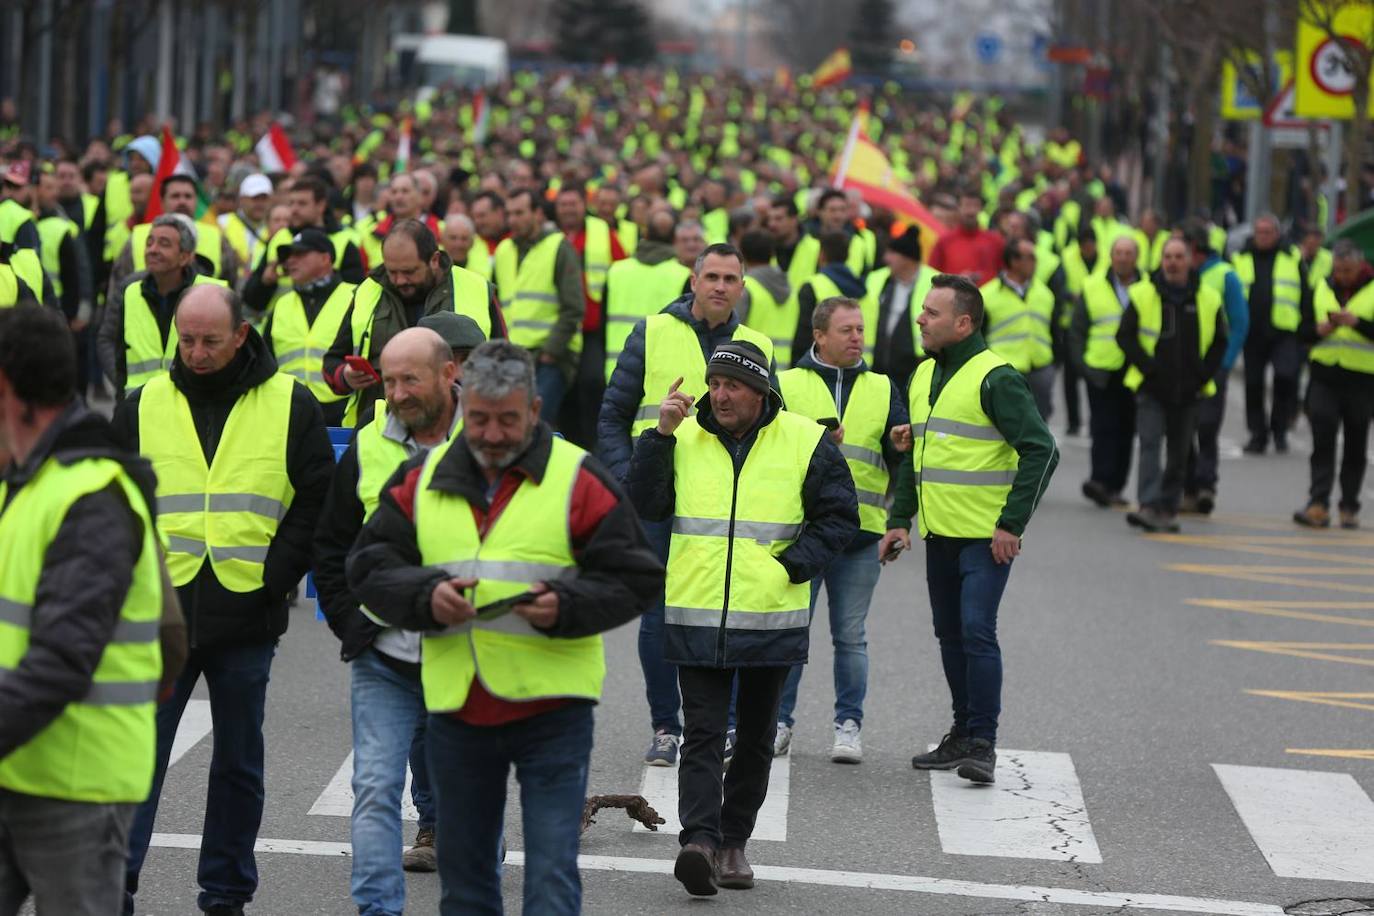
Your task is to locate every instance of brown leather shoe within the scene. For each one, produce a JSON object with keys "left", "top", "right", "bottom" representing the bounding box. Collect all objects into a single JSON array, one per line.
[
  {"left": 715, "top": 846, "right": 755, "bottom": 890},
  {"left": 1294, "top": 503, "right": 1331, "bottom": 528},
  {"left": 402, "top": 827, "right": 437, "bottom": 872},
  {"left": 674, "top": 843, "right": 717, "bottom": 896}
]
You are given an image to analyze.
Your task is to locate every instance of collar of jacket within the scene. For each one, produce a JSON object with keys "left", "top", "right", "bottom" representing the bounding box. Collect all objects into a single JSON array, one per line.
[
  {"left": 634, "top": 239, "right": 676, "bottom": 266},
  {"left": 819, "top": 263, "right": 866, "bottom": 298},
  {"left": 169, "top": 324, "right": 278, "bottom": 403},
  {"left": 426, "top": 419, "right": 556, "bottom": 504},
  {"left": 794, "top": 344, "right": 868, "bottom": 381},
  {"left": 1150, "top": 268, "right": 1200, "bottom": 302},
  {"left": 694, "top": 384, "right": 785, "bottom": 442},
  {"left": 382, "top": 384, "right": 462, "bottom": 450},
  {"left": 931, "top": 330, "right": 988, "bottom": 375},
  {"left": 663, "top": 293, "right": 741, "bottom": 334},
  {"left": 139, "top": 264, "right": 199, "bottom": 302},
  {"left": 513, "top": 225, "right": 559, "bottom": 255}
]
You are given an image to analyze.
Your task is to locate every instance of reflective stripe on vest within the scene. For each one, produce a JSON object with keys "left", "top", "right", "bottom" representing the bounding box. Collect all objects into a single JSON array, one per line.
[
  {"left": 604, "top": 258, "right": 692, "bottom": 382},
  {"left": 269, "top": 281, "right": 357, "bottom": 403},
  {"left": 413, "top": 435, "right": 603, "bottom": 711},
  {"left": 908, "top": 349, "right": 1019, "bottom": 539},
  {"left": 633, "top": 313, "right": 774, "bottom": 435},
  {"left": 665, "top": 411, "right": 821, "bottom": 641},
  {"left": 1081, "top": 274, "right": 1127, "bottom": 371},
  {"left": 743, "top": 274, "right": 800, "bottom": 369},
  {"left": 493, "top": 233, "right": 566, "bottom": 350},
  {"left": 138, "top": 372, "right": 296, "bottom": 591},
  {"left": 779, "top": 367, "right": 892, "bottom": 534},
  {"left": 980, "top": 277, "right": 1055, "bottom": 372},
  {"left": 121, "top": 274, "right": 229, "bottom": 394},
  {"left": 1122, "top": 278, "right": 1223, "bottom": 396},
  {"left": 1232, "top": 250, "right": 1302, "bottom": 333},
  {"left": 0, "top": 457, "right": 161, "bottom": 802},
  {"left": 1311, "top": 281, "right": 1374, "bottom": 375}
]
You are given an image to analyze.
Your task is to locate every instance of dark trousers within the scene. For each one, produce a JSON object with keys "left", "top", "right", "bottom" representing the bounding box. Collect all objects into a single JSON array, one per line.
[
  {"left": 677, "top": 665, "right": 788, "bottom": 851},
  {"left": 638, "top": 518, "right": 682, "bottom": 736},
  {"left": 1062, "top": 358, "right": 1083, "bottom": 430},
  {"left": 0, "top": 790, "right": 134, "bottom": 916},
  {"left": 1086, "top": 379, "right": 1136, "bottom": 493},
  {"left": 1186, "top": 371, "right": 1227, "bottom": 495},
  {"left": 925, "top": 537, "right": 1012, "bottom": 743},
  {"left": 559, "top": 330, "right": 604, "bottom": 450},
  {"left": 1245, "top": 333, "right": 1302, "bottom": 444},
  {"left": 125, "top": 640, "right": 276, "bottom": 915},
  {"left": 1306, "top": 374, "right": 1374, "bottom": 512},
  {"left": 1138, "top": 393, "right": 1199, "bottom": 512}
]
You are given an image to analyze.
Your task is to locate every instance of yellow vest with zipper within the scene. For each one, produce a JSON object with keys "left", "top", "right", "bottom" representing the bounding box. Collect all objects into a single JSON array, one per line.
[
  {"left": 1122, "top": 279, "right": 1222, "bottom": 396},
  {"left": 980, "top": 276, "right": 1055, "bottom": 372},
  {"left": 908, "top": 349, "right": 1019, "bottom": 539},
  {"left": 120, "top": 274, "right": 229, "bottom": 394},
  {"left": 665, "top": 410, "right": 821, "bottom": 632},
  {"left": 0, "top": 457, "right": 161, "bottom": 803},
  {"left": 494, "top": 233, "right": 572, "bottom": 352},
  {"left": 413, "top": 435, "right": 603, "bottom": 711},
  {"left": 1231, "top": 249, "right": 1302, "bottom": 332},
  {"left": 604, "top": 258, "right": 692, "bottom": 381},
  {"left": 269, "top": 281, "right": 357, "bottom": 404},
  {"left": 1311, "top": 281, "right": 1374, "bottom": 375},
  {"left": 779, "top": 367, "right": 891, "bottom": 534},
  {"left": 138, "top": 372, "right": 297, "bottom": 591},
  {"left": 36, "top": 214, "right": 77, "bottom": 299},
  {"left": 582, "top": 215, "right": 613, "bottom": 304},
  {"left": 633, "top": 313, "right": 773, "bottom": 435}
]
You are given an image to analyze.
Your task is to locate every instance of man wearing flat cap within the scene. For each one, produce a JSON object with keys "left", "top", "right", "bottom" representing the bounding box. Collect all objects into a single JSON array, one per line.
[
  {"left": 262, "top": 227, "right": 358, "bottom": 425},
  {"left": 628, "top": 339, "right": 858, "bottom": 897},
  {"left": 864, "top": 225, "right": 937, "bottom": 389}
]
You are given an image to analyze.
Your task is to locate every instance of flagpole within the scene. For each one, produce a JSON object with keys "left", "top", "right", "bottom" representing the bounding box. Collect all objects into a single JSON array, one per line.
[{"left": 831, "top": 111, "right": 863, "bottom": 190}]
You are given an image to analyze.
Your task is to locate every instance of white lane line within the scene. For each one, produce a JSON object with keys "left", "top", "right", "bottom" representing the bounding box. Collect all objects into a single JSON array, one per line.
[
  {"left": 307, "top": 752, "right": 419, "bottom": 821},
  {"left": 929, "top": 749, "right": 1102, "bottom": 863},
  {"left": 168, "top": 700, "right": 213, "bottom": 767},
  {"left": 633, "top": 755, "right": 790, "bottom": 841},
  {"left": 1213, "top": 763, "right": 1374, "bottom": 883},
  {"left": 147, "top": 834, "right": 1285, "bottom": 915}
]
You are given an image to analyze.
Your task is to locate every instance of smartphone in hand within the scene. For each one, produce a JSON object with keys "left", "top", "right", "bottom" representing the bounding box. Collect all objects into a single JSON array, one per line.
[{"left": 343, "top": 355, "right": 381, "bottom": 384}]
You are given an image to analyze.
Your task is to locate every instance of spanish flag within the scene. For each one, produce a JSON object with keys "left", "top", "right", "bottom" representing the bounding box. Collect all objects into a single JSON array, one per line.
[
  {"left": 811, "top": 48, "right": 852, "bottom": 89},
  {"left": 830, "top": 108, "right": 944, "bottom": 258}
]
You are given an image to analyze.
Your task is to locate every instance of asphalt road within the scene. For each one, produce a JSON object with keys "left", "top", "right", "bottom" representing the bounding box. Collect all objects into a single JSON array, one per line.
[{"left": 128, "top": 379, "right": 1374, "bottom": 916}]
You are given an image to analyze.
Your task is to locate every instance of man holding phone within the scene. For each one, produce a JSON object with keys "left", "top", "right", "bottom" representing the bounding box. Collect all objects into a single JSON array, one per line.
[
  {"left": 880, "top": 275, "right": 1058, "bottom": 785},
  {"left": 775, "top": 296, "right": 907, "bottom": 763}
]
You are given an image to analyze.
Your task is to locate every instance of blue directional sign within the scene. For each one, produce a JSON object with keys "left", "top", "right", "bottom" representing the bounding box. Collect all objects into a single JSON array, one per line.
[{"left": 975, "top": 33, "right": 1003, "bottom": 65}]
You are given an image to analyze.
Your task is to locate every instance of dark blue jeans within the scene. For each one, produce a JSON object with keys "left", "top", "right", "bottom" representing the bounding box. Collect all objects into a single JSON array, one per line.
[
  {"left": 637, "top": 518, "right": 681, "bottom": 736},
  {"left": 925, "top": 538, "right": 1012, "bottom": 743},
  {"left": 124, "top": 640, "right": 276, "bottom": 915},
  {"left": 426, "top": 703, "right": 593, "bottom": 916},
  {"left": 536, "top": 362, "right": 568, "bottom": 427}
]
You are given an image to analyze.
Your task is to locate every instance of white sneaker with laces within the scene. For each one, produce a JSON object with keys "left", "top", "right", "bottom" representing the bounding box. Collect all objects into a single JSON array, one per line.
[
  {"left": 830, "top": 719, "right": 862, "bottom": 764},
  {"left": 772, "top": 722, "right": 792, "bottom": 757}
]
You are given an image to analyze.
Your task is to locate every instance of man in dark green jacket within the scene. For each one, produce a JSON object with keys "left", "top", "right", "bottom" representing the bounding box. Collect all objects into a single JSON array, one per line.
[{"left": 879, "top": 274, "right": 1058, "bottom": 784}]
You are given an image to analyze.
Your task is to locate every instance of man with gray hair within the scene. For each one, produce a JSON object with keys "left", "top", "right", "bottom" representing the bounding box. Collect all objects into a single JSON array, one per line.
[
  {"left": 98, "top": 213, "right": 228, "bottom": 395},
  {"left": 440, "top": 212, "right": 480, "bottom": 274},
  {"left": 347, "top": 339, "right": 663, "bottom": 915}
]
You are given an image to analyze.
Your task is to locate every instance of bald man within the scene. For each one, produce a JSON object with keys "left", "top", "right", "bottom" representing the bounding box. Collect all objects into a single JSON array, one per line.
[
  {"left": 112, "top": 283, "right": 333, "bottom": 914},
  {"left": 315, "top": 326, "right": 466, "bottom": 902}
]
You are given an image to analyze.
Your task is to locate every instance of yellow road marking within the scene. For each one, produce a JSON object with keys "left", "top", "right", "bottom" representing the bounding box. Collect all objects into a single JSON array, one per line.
[
  {"left": 1168, "top": 564, "right": 1374, "bottom": 576},
  {"left": 1246, "top": 690, "right": 1374, "bottom": 713},
  {"left": 1211, "top": 640, "right": 1374, "bottom": 667},
  {"left": 1285, "top": 748, "right": 1374, "bottom": 761},
  {"left": 1188, "top": 598, "right": 1374, "bottom": 628},
  {"left": 1166, "top": 568, "right": 1374, "bottom": 594},
  {"left": 1148, "top": 537, "right": 1374, "bottom": 566}
]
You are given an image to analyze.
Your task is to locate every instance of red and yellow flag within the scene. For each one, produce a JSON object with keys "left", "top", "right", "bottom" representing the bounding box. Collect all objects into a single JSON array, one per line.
[
  {"left": 811, "top": 48, "right": 852, "bottom": 89},
  {"left": 830, "top": 109, "right": 944, "bottom": 258}
]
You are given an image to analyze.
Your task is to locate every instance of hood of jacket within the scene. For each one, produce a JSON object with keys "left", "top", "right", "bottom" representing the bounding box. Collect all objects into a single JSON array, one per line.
[
  {"left": 747, "top": 265, "right": 791, "bottom": 303},
  {"left": 169, "top": 323, "right": 278, "bottom": 404},
  {"left": 820, "top": 263, "right": 866, "bottom": 299},
  {"left": 635, "top": 239, "right": 677, "bottom": 267}
]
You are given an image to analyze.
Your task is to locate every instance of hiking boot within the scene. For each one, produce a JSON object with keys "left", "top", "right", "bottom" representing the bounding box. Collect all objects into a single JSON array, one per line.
[
  {"left": 1126, "top": 506, "right": 1169, "bottom": 532},
  {"left": 1194, "top": 489, "right": 1215, "bottom": 516},
  {"left": 644, "top": 729, "right": 680, "bottom": 767},
  {"left": 674, "top": 843, "right": 718, "bottom": 896},
  {"left": 1293, "top": 503, "right": 1331, "bottom": 528},
  {"left": 1161, "top": 512, "right": 1181, "bottom": 533},
  {"left": 715, "top": 847, "right": 755, "bottom": 890},
  {"left": 1081, "top": 479, "right": 1111, "bottom": 508},
  {"left": 911, "top": 731, "right": 969, "bottom": 770},
  {"left": 831, "top": 719, "right": 862, "bottom": 764},
  {"left": 772, "top": 723, "right": 792, "bottom": 757},
  {"left": 1340, "top": 508, "right": 1360, "bottom": 530},
  {"left": 402, "top": 827, "right": 437, "bottom": 872},
  {"left": 955, "top": 738, "right": 998, "bottom": 784}
]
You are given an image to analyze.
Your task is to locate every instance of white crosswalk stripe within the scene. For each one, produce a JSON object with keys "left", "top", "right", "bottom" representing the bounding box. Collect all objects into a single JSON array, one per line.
[
  {"left": 632, "top": 755, "right": 791, "bottom": 841},
  {"left": 308, "top": 752, "right": 420, "bottom": 822},
  {"left": 928, "top": 749, "right": 1102, "bottom": 863},
  {"left": 167, "top": 699, "right": 213, "bottom": 766},
  {"left": 1213, "top": 763, "right": 1374, "bottom": 883}
]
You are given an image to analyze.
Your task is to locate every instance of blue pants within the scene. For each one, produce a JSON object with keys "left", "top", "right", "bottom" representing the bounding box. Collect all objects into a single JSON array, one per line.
[
  {"left": 349, "top": 648, "right": 436, "bottom": 916},
  {"left": 637, "top": 518, "right": 682, "bottom": 735},
  {"left": 925, "top": 538, "right": 1012, "bottom": 743},
  {"left": 426, "top": 703, "right": 593, "bottom": 916},
  {"left": 536, "top": 362, "right": 568, "bottom": 427},
  {"left": 124, "top": 640, "right": 276, "bottom": 914},
  {"left": 778, "top": 541, "right": 879, "bottom": 728}
]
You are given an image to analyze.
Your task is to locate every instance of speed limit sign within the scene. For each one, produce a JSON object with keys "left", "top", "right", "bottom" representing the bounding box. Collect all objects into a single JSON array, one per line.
[{"left": 1309, "top": 35, "right": 1360, "bottom": 96}]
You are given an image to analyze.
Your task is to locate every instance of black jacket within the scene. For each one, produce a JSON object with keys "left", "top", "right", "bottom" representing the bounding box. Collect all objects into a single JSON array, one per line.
[
  {"left": 627, "top": 389, "right": 859, "bottom": 668},
  {"left": 1117, "top": 270, "right": 1228, "bottom": 407},
  {"left": 0, "top": 405, "right": 158, "bottom": 758},
  {"left": 791, "top": 264, "right": 868, "bottom": 365},
  {"left": 346, "top": 422, "right": 664, "bottom": 641},
  {"left": 112, "top": 327, "right": 333, "bottom": 647},
  {"left": 241, "top": 219, "right": 366, "bottom": 315},
  {"left": 870, "top": 273, "right": 923, "bottom": 391},
  {"left": 597, "top": 294, "right": 779, "bottom": 483}
]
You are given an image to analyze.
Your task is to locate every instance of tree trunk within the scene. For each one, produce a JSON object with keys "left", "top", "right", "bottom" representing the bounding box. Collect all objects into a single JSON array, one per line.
[
  {"left": 1188, "top": 83, "right": 1217, "bottom": 215},
  {"left": 1346, "top": 84, "right": 1369, "bottom": 221}
]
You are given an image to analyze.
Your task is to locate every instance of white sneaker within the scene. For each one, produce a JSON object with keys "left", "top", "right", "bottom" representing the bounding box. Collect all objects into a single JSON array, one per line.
[
  {"left": 772, "top": 722, "right": 792, "bottom": 757},
  {"left": 831, "top": 719, "right": 862, "bottom": 764}
]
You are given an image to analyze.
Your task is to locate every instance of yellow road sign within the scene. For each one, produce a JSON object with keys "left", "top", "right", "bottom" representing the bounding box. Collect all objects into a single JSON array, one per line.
[
  {"left": 1221, "top": 52, "right": 1292, "bottom": 120},
  {"left": 1296, "top": 3, "right": 1374, "bottom": 118}
]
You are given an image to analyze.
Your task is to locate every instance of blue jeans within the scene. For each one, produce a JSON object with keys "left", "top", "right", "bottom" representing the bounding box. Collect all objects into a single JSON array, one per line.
[
  {"left": 637, "top": 517, "right": 682, "bottom": 735},
  {"left": 426, "top": 703, "right": 593, "bottom": 916},
  {"left": 350, "top": 647, "right": 436, "bottom": 916},
  {"left": 124, "top": 640, "right": 276, "bottom": 914},
  {"left": 536, "top": 362, "right": 568, "bottom": 425},
  {"left": 778, "top": 541, "right": 879, "bottom": 727},
  {"left": 925, "top": 538, "right": 1012, "bottom": 743}
]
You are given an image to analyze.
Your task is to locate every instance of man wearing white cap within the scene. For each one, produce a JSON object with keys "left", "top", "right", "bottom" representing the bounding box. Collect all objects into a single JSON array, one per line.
[{"left": 220, "top": 175, "right": 274, "bottom": 283}]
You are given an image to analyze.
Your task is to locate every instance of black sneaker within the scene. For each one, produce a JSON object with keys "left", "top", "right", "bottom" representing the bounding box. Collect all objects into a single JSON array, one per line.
[
  {"left": 911, "top": 731, "right": 969, "bottom": 770},
  {"left": 1274, "top": 435, "right": 1289, "bottom": 454},
  {"left": 955, "top": 738, "right": 997, "bottom": 784},
  {"left": 1081, "top": 480, "right": 1111, "bottom": 508},
  {"left": 1242, "top": 437, "right": 1267, "bottom": 455},
  {"left": 1195, "top": 489, "right": 1215, "bottom": 515}
]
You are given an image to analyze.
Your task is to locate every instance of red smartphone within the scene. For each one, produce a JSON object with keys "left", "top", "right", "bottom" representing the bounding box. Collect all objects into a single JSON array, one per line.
[{"left": 343, "top": 355, "right": 381, "bottom": 384}]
